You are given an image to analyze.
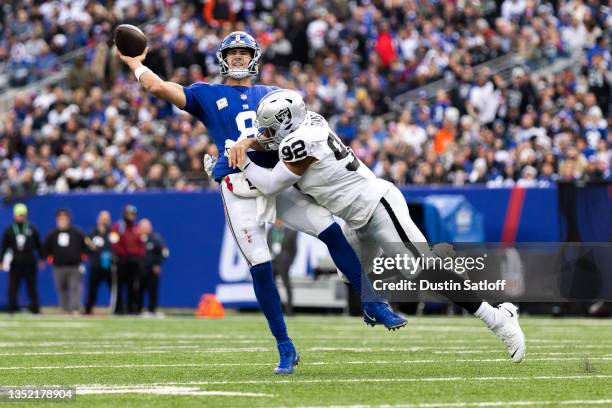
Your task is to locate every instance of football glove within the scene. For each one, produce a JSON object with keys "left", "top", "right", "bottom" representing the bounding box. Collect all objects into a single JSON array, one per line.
[
  {"left": 203, "top": 154, "right": 216, "bottom": 178},
  {"left": 224, "top": 139, "right": 251, "bottom": 170}
]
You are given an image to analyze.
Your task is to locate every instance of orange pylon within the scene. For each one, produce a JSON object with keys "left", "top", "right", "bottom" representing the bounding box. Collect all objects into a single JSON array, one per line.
[{"left": 195, "top": 294, "right": 225, "bottom": 319}]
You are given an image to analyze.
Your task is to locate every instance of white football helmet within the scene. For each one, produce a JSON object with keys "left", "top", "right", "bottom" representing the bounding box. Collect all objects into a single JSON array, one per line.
[{"left": 255, "top": 89, "right": 307, "bottom": 150}]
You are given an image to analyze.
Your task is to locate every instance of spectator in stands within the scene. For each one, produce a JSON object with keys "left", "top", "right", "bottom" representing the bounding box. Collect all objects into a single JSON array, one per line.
[
  {"left": 44, "top": 209, "right": 88, "bottom": 314},
  {"left": 84, "top": 210, "right": 113, "bottom": 315},
  {"left": 468, "top": 68, "right": 500, "bottom": 126},
  {"left": 1, "top": 0, "right": 610, "bottom": 189},
  {"left": 110, "top": 205, "right": 145, "bottom": 315},
  {"left": 1, "top": 203, "right": 44, "bottom": 314},
  {"left": 138, "top": 218, "right": 168, "bottom": 316}
]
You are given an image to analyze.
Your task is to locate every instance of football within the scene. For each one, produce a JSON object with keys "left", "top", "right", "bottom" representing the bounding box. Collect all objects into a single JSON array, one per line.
[{"left": 114, "top": 24, "right": 147, "bottom": 57}]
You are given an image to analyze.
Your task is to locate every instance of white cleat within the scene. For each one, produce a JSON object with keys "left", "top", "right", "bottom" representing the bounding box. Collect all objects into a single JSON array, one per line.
[{"left": 489, "top": 303, "right": 526, "bottom": 363}]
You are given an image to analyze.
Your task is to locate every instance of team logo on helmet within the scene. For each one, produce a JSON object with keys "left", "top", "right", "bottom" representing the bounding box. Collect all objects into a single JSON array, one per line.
[{"left": 274, "top": 107, "right": 292, "bottom": 127}]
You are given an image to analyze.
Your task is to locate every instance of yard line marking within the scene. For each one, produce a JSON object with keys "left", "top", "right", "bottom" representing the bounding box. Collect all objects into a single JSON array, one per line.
[
  {"left": 3, "top": 357, "right": 610, "bottom": 370},
  {"left": 0, "top": 343, "right": 269, "bottom": 351},
  {"left": 307, "top": 345, "right": 610, "bottom": 352},
  {"left": 291, "top": 399, "right": 612, "bottom": 408},
  {"left": 0, "top": 350, "right": 171, "bottom": 356},
  {"left": 137, "top": 374, "right": 612, "bottom": 386},
  {"left": 10, "top": 377, "right": 612, "bottom": 392},
  {"left": 0, "top": 363, "right": 201, "bottom": 370},
  {"left": 0, "top": 322, "right": 94, "bottom": 328},
  {"left": 3, "top": 333, "right": 605, "bottom": 346},
  {"left": 1, "top": 343, "right": 609, "bottom": 355},
  {"left": 76, "top": 386, "right": 273, "bottom": 397},
  {"left": 0, "top": 347, "right": 270, "bottom": 354}
]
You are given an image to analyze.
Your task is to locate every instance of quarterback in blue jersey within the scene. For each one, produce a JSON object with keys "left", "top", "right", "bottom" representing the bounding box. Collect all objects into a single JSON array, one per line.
[{"left": 117, "top": 31, "right": 406, "bottom": 375}]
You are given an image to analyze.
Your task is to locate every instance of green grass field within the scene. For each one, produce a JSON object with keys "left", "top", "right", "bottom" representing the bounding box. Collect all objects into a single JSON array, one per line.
[{"left": 0, "top": 313, "right": 610, "bottom": 407}]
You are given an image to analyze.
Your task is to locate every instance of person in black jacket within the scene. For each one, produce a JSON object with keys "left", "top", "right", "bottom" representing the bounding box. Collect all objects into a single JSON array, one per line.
[
  {"left": 1, "top": 203, "right": 44, "bottom": 314},
  {"left": 44, "top": 209, "right": 89, "bottom": 314},
  {"left": 138, "top": 218, "right": 168, "bottom": 315},
  {"left": 84, "top": 210, "right": 113, "bottom": 315},
  {"left": 267, "top": 219, "right": 297, "bottom": 316}
]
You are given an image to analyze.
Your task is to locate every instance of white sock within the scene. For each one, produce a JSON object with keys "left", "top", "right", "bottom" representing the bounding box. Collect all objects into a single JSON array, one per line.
[{"left": 474, "top": 302, "right": 496, "bottom": 328}]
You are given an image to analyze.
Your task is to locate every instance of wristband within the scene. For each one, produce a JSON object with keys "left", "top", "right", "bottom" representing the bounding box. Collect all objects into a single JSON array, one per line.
[{"left": 134, "top": 66, "right": 151, "bottom": 82}]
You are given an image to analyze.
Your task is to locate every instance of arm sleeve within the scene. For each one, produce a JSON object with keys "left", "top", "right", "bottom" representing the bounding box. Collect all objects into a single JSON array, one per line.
[{"left": 242, "top": 160, "right": 301, "bottom": 196}]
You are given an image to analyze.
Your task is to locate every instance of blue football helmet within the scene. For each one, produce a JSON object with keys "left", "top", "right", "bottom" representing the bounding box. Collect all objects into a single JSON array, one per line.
[{"left": 217, "top": 31, "right": 261, "bottom": 79}]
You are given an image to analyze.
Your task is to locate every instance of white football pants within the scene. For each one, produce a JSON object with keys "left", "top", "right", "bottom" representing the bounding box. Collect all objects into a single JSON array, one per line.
[
  {"left": 342, "top": 186, "right": 434, "bottom": 276},
  {"left": 220, "top": 182, "right": 334, "bottom": 267}
]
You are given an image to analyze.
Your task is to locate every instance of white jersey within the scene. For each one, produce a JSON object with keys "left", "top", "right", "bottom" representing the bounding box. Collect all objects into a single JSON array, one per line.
[{"left": 278, "top": 111, "right": 393, "bottom": 229}]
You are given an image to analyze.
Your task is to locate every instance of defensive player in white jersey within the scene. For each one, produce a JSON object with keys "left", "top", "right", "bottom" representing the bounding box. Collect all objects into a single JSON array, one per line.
[{"left": 227, "top": 89, "right": 527, "bottom": 363}]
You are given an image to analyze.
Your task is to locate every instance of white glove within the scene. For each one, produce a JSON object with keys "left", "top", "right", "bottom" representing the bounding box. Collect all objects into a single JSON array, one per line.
[
  {"left": 203, "top": 154, "right": 217, "bottom": 178},
  {"left": 224, "top": 139, "right": 235, "bottom": 158},
  {"left": 224, "top": 139, "right": 251, "bottom": 170}
]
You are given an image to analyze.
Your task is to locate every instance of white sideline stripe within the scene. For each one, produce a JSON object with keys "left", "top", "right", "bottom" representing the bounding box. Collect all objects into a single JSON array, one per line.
[
  {"left": 2, "top": 357, "right": 611, "bottom": 369},
  {"left": 292, "top": 400, "right": 612, "bottom": 408},
  {"left": 77, "top": 386, "right": 272, "bottom": 397}
]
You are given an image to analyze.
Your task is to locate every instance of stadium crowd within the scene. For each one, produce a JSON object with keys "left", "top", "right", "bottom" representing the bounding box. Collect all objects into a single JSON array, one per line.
[{"left": 0, "top": 0, "right": 610, "bottom": 199}]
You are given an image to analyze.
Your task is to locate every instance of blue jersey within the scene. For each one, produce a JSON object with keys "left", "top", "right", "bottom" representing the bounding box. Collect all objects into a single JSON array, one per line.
[{"left": 182, "top": 83, "right": 279, "bottom": 181}]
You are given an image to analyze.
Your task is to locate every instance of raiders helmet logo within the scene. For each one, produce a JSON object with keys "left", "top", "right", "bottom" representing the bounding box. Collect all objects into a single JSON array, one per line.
[{"left": 275, "top": 107, "right": 292, "bottom": 125}]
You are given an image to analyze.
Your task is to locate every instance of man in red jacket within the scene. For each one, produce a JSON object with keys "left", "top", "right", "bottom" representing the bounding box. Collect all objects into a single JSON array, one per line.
[{"left": 110, "top": 204, "right": 145, "bottom": 314}]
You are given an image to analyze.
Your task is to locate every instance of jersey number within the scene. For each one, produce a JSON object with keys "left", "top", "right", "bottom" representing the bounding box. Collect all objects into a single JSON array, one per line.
[
  {"left": 281, "top": 140, "right": 307, "bottom": 162},
  {"left": 327, "top": 132, "right": 360, "bottom": 171},
  {"left": 235, "top": 111, "right": 258, "bottom": 140}
]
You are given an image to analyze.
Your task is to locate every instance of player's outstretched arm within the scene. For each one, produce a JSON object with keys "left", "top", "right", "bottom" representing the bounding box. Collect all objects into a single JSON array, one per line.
[
  {"left": 242, "top": 160, "right": 305, "bottom": 196},
  {"left": 117, "top": 48, "right": 186, "bottom": 109}
]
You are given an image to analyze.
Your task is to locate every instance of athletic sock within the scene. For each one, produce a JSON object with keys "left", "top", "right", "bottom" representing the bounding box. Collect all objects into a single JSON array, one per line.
[
  {"left": 419, "top": 265, "right": 483, "bottom": 314},
  {"left": 474, "top": 301, "right": 497, "bottom": 327},
  {"left": 318, "top": 223, "right": 378, "bottom": 302},
  {"left": 250, "top": 261, "right": 290, "bottom": 344}
]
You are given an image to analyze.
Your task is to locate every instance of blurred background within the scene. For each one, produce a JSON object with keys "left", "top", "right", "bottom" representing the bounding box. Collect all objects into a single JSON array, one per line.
[{"left": 0, "top": 0, "right": 610, "bottom": 316}]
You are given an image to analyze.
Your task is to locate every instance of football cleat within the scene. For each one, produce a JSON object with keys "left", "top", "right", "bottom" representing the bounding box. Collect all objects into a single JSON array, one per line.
[
  {"left": 274, "top": 340, "right": 300, "bottom": 375},
  {"left": 489, "top": 303, "right": 526, "bottom": 363},
  {"left": 362, "top": 302, "right": 407, "bottom": 330}
]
